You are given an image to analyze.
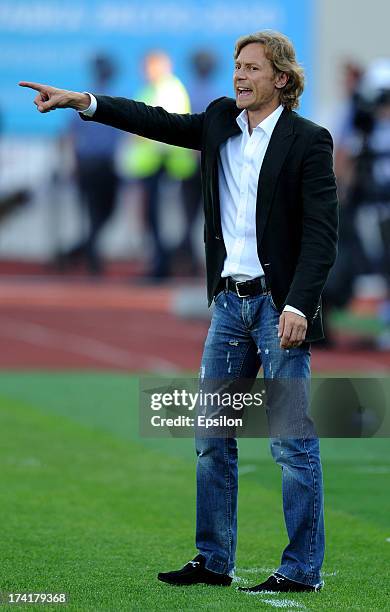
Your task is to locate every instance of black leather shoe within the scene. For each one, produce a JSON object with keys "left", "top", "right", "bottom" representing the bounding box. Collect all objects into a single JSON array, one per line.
[
  {"left": 238, "top": 572, "right": 322, "bottom": 593},
  {"left": 157, "top": 554, "right": 232, "bottom": 586}
]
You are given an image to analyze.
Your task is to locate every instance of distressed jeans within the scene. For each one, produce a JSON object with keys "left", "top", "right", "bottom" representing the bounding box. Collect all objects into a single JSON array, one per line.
[{"left": 195, "top": 289, "right": 324, "bottom": 587}]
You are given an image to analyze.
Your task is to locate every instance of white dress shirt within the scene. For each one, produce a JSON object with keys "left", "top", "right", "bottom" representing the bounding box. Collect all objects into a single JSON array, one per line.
[
  {"left": 219, "top": 105, "right": 283, "bottom": 280},
  {"left": 80, "top": 95, "right": 304, "bottom": 317}
]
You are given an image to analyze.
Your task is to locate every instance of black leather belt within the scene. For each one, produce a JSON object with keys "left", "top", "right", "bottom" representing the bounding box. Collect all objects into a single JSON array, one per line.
[{"left": 218, "top": 276, "right": 268, "bottom": 298}]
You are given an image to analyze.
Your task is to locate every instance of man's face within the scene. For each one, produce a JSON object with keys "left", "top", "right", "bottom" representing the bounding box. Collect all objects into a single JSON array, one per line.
[{"left": 233, "top": 42, "right": 282, "bottom": 110}]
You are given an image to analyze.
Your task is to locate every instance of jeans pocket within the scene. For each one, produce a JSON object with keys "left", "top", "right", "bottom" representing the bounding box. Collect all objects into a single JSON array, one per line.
[
  {"left": 268, "top": 292, "right": 279, "bottom": 312},
  {"left": 214, "top": 289, "right": 226, "bottom": 305}
]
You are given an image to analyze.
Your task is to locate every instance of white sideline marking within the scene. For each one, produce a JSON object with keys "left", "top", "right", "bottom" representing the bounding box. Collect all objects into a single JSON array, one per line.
[
  {"left": 386, "top": 538, "right": 390, "bottom": 543},
  {"left": 352, "top": 466, "right": 390, "bottom": 474},
  {"left": 258, "top": 598, "right": 305, "bottom": 609},
  {"left": 6, "top": 456, "right": 42, "bottom": 468},
  {"left": 263, "top": 599, "right": 304, "bottom": 609},
  {"left": 239, "top": 464, "right": 257, "bottom": 476},
  {"left": 232, "top": 576, "right": 249, "bottom": 584}
]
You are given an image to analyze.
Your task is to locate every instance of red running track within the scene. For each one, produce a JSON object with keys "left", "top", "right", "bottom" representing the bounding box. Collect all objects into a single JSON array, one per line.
[{"left": 0, "top": 279, "right": 389, "bottom": 373}]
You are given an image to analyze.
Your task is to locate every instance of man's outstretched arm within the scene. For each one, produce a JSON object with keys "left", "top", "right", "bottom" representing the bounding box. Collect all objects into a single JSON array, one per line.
[{"left": 18, "top": 82, "right": 204, "bottom": 151}]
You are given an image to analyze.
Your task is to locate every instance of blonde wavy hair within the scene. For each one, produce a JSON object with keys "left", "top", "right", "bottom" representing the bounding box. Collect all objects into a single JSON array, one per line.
[{"left": 234, "top": 30, "right": 305, "bottom": 110}]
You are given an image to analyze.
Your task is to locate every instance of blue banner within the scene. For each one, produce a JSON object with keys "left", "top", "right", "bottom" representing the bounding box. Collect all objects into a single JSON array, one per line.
[{"left": 3, "top": 0, "right": 314, "bottom": 135}]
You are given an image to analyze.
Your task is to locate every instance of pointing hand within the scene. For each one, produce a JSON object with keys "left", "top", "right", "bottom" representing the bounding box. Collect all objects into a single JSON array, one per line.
[{"left": 18, "top": 81, "right": 90, "bottom": 113}]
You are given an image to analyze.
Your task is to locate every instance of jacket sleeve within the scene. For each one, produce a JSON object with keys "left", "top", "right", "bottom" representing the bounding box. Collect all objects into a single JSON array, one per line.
[
  {"left": 285, "top": 127, "right": 339, "bottom": 321},
  {"left": 79, "top": 94, "right": 204, "bottom": 151}
]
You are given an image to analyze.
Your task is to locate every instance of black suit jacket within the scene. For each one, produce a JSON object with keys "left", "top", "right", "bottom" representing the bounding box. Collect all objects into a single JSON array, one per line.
[{"left": 81, "top": 95, "right": 338, "bottom": 342}]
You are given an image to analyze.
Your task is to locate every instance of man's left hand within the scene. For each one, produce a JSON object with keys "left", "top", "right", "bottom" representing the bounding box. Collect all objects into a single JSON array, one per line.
[{"left": 278, "top": 311, "right": 307, "bottom": 349}]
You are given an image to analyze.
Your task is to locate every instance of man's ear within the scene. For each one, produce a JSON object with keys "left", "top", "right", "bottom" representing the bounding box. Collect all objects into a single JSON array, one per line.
[{"left": 275, "top": 72, "right": 289, "bottom": 89}]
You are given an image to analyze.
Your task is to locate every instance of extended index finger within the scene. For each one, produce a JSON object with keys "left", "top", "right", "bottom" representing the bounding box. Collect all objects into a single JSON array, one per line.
[{"left": 18, "top": 81, "right": 48, "bottom": 92}]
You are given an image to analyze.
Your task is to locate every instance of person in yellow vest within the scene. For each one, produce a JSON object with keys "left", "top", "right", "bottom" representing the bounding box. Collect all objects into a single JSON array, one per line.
[{"left": 122, "top": 51, "right": 197, "bottom": 279}]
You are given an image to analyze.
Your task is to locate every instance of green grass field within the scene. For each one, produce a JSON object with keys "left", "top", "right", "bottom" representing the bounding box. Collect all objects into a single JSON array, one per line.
[{"left": 1, "top": 372, "right": 389, "bottom": 611}]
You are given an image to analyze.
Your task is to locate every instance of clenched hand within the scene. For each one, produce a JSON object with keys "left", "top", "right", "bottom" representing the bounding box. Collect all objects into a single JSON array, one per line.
[
  {"left": 18, "top": 81, "right": 90, "bottom": 113},
  {"left": 278, "top": 311, "right": 307, "bottom": 349}
]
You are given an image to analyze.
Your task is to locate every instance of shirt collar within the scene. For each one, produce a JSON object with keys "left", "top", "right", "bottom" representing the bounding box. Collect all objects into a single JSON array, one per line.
[{"left": 236, "top": 104, "right": 284, "bottom": 137}]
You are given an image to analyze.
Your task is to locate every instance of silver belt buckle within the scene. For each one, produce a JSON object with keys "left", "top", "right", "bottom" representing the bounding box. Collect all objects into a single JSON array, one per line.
[{"left": 235, "top": 281, "right": 250, "bottom": 298}]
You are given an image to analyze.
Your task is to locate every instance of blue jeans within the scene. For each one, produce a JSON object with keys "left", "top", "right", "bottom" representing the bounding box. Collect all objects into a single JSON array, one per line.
[{"left": 195, "top": 289, "right": 324, "bottom": 587}]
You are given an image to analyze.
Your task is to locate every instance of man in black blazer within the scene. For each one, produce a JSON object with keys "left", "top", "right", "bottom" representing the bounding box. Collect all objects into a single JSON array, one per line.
[{"left": 20, "top": 30, "right": 338, "bottom": 594}]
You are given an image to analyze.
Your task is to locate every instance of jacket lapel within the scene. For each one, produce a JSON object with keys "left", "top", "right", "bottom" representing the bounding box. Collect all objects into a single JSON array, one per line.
[
  {"left": 207, "top": 103, "right": 241, "bottom": 237},
  {"left": 256, "top": 108, "right": 296, "bottom": 244},
  {"left": 209, "top": 104, "right": 241, "bottom": 155}
]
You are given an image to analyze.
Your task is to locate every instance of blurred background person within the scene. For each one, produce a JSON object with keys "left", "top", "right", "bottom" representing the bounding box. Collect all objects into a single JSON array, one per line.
[
  {"left": 350, "top": 59, "right": 390, "bottom": 349},
  {"left": 0, "top": 104, "right": 31, "bottom": 230},
  {"left": 323, "top": 58, "right": 390, "bottom": 349},
  {"left": 57, "top": 53, "right": 121, "bottom": 276},
  {"left": 173, "top": 50, "right": 220, "bottom": 276},
  {"left": 120, "top": 51, "right": 197, "bottom": 280},
  {"left": 320, "top": 61, "right": 364, "bottom": 346},
  {"left": 333, "top": 61, "right": 364, "bottom": 201}
]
